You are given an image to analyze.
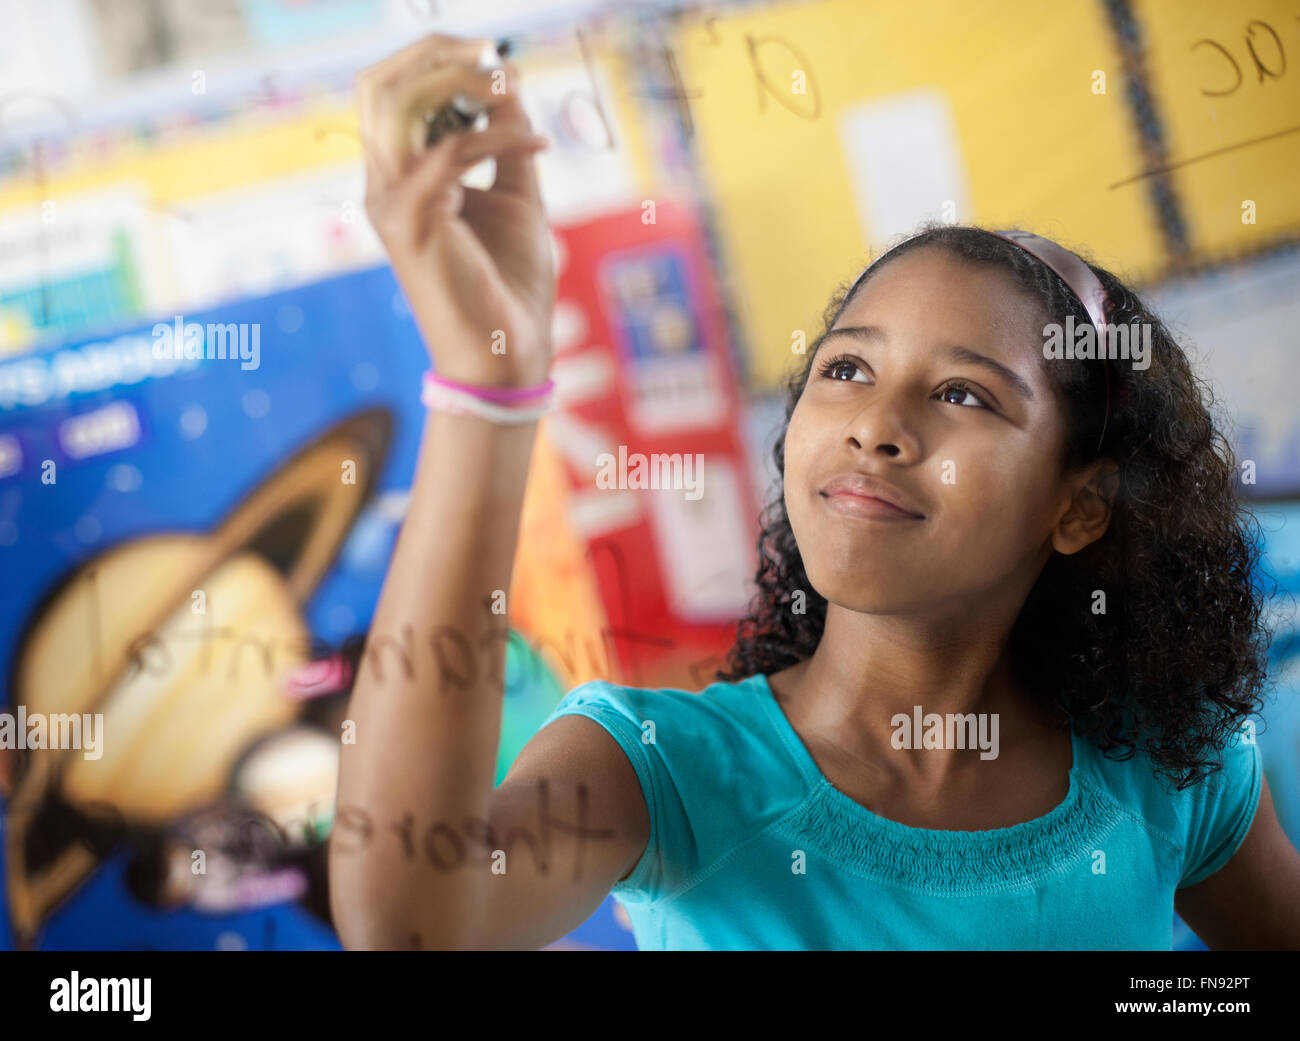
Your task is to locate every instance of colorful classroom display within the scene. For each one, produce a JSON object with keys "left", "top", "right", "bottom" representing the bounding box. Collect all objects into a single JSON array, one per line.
[{"left": 0, "top": 0, "right": 1297, "bottom": 951}]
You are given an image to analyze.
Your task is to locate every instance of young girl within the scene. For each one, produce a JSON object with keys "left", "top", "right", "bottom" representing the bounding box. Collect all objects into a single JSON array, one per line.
[{"left": 330, "top": 32, "right": 1300, "bottom": 951}]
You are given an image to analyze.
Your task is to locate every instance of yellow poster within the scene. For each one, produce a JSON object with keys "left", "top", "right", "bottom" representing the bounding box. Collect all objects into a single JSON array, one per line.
[
  {"left": 1134, "top": 0, "right": 1300, "bottom": 260},
  {"left": 672, "top": 0, "right": 1160, "bottom": 389}
]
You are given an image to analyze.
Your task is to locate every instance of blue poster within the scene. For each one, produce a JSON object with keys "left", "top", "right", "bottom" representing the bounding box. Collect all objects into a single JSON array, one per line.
[{"left": 0, "top": 264, "right": 633, "bottom": 950}]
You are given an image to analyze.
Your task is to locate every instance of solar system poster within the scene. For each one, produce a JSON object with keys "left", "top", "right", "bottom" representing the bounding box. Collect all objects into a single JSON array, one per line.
[{"left": 0, "top": 261, "right": 633, "bottom": 951}]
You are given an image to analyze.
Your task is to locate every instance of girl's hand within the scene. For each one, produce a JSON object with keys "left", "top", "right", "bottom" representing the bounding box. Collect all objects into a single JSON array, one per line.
[{"left": 356, "top": 34, "right": 556, "bottom": 387}]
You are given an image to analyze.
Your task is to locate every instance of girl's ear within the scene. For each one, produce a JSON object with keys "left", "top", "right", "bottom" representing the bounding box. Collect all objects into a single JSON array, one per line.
[{"left": 1051, "top": 459, "right": 1119, "bottom": 556}]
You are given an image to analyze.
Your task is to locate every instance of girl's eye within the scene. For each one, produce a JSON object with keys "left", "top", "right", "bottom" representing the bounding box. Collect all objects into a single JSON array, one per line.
[
  {"left": 816, "top": 354, "right": 869, "bottom": 382},
  {"left": 938, "top": 381, "right": 990, "bottom": 410}
]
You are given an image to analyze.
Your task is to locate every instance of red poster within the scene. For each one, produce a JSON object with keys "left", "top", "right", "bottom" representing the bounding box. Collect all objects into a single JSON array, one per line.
[{"left": 549, "top": 201, "right": 760, "bottom": 689}]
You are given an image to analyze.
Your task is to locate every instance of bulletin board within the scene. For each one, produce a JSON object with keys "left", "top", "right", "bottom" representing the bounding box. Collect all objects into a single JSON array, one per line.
[
  {"left": 663, "top": 0, "right": 1300, "bottom": 389},
  {"left": 1134, "top": 0, "right": 1300, "bottom": 259}
]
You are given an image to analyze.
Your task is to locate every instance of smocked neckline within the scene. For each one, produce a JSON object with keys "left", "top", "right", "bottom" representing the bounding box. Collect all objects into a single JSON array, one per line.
[{"left": 750, "top": 671, "right": 1086, "bottom": 843}]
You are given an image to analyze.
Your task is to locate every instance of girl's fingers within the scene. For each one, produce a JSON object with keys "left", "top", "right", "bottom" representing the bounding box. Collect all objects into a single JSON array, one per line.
[
  {"left": 366, "top": 66, "right": 515, "bottom": 185},
  {"left": 367, "top": 131, "right": 463, "bottom": 248},
  {"left": 357, "top": 31, "right": 548, "bottom": 251},
  {"left": 386, "top": 120, "right": 541, "bottom": 219},
  {"left": 355, "top": 33, "right": 493, "bottom": 112},
  {"left": 357, "top": 34, "right": 509, "bottom": 188},
  {"left": 449, "top": 120, "right": 548, "bottom": 173},
  {"left": 363, "top": 33, "right": 489, "bottom": 90},
  {"left": 394, "top": 63, "right": 520, "bottom": 159},
  {"left": 482, "top": 91, "right": 545, "bottom": 203},
  {"left": 372, "top": 121, "right": 545, "bottom": 249}
]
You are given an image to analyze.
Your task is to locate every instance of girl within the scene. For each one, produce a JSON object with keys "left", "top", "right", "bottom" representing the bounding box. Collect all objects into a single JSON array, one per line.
[{"left": 330, "top": 32, "right": 1300, "bottom": 950}]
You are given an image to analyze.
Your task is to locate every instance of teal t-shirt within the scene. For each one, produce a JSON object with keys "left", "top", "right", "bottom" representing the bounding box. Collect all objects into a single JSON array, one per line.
[{"left": 540, "top": 672, "right": 1263, "bottom": 950}]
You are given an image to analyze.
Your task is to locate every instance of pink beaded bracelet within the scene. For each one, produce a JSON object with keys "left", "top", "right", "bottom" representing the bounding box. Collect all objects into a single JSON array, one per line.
[{"left": 424, "top": 371, "right": 555, "bottom": 403}]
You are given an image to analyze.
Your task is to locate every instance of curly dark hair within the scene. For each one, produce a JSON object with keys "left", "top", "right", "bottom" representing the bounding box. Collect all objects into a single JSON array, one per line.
[{"left": 716, "top": 221, "right": 1276, "bottom": 791}]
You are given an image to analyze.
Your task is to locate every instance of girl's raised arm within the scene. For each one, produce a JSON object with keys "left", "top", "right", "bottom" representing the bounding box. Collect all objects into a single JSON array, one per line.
[{"left": 329, "top": 33, "right": 648, "bottom": 950}]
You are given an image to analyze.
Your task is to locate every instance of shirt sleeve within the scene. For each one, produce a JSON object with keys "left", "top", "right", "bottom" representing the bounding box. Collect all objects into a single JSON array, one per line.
[
  {"left": 1176, "top": 729, "right": 1264, "bottom": 889},
  {"left": 539, "top": 680, "right": 686, "bottom": 904}
]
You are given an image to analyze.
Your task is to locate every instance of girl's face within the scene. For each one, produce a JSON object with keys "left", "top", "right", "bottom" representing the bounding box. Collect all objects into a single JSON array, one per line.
[{"left": 785, "top": 246, "right": 1082, "bottom": 616}]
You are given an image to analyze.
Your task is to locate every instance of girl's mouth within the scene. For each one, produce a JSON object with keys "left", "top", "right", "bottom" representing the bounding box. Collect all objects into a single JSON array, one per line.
[{"left": 821, "top": 490, "right": 925, "bottom": 522}]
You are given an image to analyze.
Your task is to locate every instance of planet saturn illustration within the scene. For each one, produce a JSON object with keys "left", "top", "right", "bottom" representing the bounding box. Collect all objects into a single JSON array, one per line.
[{"left": 2, "top": 408, "right": 392, "bottom": 949}]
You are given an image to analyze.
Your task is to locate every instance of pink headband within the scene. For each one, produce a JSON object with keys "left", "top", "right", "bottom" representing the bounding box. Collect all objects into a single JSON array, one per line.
[
  {"left": 989, "top": 229, "right": 1111, "bottom": 337},
  {"left": 993, "top": 229, "right": 1114, "bottom": 452},
  {"left": 847, "top": 229, "right": 1111, "bottom": 333}
]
